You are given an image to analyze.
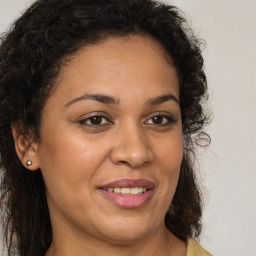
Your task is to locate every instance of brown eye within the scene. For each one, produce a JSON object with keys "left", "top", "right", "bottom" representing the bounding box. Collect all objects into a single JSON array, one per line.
[
  {"left": 152, "top": 116, "right": 163, "bottom": 124},
  {"left": 79, "top": 115, "right": 112, "bottom": 127},
  {"left": 144, "top": 114, "right": 175, "bottom": 126},
  {"left": 90, "top": 116, "right": 103, "bottom": 125}
]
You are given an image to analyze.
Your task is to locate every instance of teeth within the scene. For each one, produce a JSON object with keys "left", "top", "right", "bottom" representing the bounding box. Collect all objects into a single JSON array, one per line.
[
  {"left": 121, "top": 188, "right": 130, "bottom": 194},
  {"left": 114, "top": 188, "right": 121, "bottom": 193},
  {"left": 107, "top": 187, "right": 147, "bottom": 195},
  {"left": 131, "top": 187, "right": 144, "bottom": 194}
]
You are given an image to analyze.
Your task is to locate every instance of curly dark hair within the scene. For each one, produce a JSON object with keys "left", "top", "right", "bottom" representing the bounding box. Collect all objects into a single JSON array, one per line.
[{"left": 0, "top": 0, "right": 209, "bottom": 255}]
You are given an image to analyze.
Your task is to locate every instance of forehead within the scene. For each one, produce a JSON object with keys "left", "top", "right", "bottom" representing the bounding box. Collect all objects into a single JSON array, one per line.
[{"left": 48, "top": 34, "right": 179, "bottom": 106}]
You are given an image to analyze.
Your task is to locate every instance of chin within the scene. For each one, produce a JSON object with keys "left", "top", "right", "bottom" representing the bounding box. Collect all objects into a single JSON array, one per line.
[{"left": 93, "top": 215, "right": 156, "bottom": 245}]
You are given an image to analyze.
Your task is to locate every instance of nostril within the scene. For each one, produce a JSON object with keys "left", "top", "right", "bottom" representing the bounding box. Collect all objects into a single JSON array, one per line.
[
  {"left": 109, "top": 133, "right": 154, "bottom": 168},
  {"left": 117, "top": 159, "right": 151, "bottom": 169}
]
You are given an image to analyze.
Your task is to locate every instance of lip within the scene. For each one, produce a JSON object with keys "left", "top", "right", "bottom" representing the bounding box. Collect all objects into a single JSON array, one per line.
[
  {"left": 99, "top": 178, "right": 155, "bottom": 190},
  {"left": 98, "top": 179, "right": 155, "bottom": 209}
]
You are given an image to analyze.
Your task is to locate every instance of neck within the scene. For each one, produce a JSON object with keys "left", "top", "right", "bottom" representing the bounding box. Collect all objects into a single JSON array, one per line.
[{"left": 45, "top": 224, "right": 186, "bottom": 256}]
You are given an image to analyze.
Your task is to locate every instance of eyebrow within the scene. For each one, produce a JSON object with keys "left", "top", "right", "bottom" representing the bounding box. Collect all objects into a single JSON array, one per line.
[
  {"left": 65, "top": 93, "right": 179, "bottom": 108},
  {"left": 147, "top": 94, "right": 180, "bottom": 106},
  {"left": 65, "top": 93, "right": 119, "bottom": 108}
]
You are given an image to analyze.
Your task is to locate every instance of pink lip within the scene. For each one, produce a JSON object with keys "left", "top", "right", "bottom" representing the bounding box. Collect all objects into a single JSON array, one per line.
[
  {"left": 98, "top": 179, "right": 155, "bottom": 209},
  {"left": 99, "top": 178, "right": 155, "bottom": 190}
]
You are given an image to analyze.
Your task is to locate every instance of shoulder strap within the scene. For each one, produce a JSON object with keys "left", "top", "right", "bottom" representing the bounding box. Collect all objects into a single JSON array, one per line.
[{"left": 186, "top": 238, "right": 212, "bottom": 256}]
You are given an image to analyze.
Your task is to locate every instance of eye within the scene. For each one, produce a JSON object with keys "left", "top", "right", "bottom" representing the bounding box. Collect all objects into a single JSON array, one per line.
[
  {"left": 144, "top": 113, "right": 175, "bottom": 126},
  {"left": 79, "top": 114, "right": 112, "bottom": 127}
]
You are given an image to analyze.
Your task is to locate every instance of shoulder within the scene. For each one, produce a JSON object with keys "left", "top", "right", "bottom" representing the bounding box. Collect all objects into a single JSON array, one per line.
[{"left": 186, "top": 238, "right": 212, "bottom": 256}]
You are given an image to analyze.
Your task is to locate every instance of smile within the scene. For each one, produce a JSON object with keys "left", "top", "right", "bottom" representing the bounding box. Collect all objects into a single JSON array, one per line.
[
  {"left": 104, "top": 187, "right": 147, "bottom": 195},
  {"left": 98, "top": 179, "right": 155, "bottom": 208}
]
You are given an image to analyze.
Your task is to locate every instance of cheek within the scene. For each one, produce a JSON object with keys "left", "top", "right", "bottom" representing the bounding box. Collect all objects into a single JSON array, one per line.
[
  {"left": 156, "top": 132, "right": 183, "bottom": 170},
  {"left": 37, "top": 132, "right": 113, "bottom": 221},
  {"left": 37, "top": 131, "right": 110, "bottom": 194},
  {"left": 154, "top": 132, "right": 183, "bottom": 195}
]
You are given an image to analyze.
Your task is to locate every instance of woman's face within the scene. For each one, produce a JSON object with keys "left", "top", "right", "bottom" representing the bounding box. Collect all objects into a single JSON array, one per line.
[{"left": 35, "top": 35, "right": 183, "bottom": 244}]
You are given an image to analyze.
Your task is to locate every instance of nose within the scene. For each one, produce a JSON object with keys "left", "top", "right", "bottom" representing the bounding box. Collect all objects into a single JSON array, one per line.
[{"left": 109, "top": 124, "right": 154, "bottom": 169}]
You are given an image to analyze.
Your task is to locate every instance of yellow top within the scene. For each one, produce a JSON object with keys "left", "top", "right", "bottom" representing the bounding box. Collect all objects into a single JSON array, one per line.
[{"left": 186, "top": 238, "right": 212, "bottom": 256}]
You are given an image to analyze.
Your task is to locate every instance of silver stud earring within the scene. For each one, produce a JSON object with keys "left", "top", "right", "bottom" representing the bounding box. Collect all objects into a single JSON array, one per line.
[{"left": 26, "top": 160, "right": 32, "bottom": 166}]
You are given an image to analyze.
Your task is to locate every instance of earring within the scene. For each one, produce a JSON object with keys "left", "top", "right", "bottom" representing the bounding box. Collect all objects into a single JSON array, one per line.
[{"left": 26, "top": 160, "right": 32, "bottom": 166}]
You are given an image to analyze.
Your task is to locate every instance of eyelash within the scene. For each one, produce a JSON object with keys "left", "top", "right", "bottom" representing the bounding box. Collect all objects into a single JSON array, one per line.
[
  {"left": 78, "top": 113, "right": 176, "bottom": 128},
  {"left": 144, "top": 114, "right": 176, "bottom": 126},
  {"left": 78, "top": 114, "right": 112, "bottom": 127}
]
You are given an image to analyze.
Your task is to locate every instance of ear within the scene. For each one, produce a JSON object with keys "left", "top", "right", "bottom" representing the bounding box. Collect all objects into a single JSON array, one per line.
[{"left": 11, "top": 125, "right": 40, "bottom": 171}]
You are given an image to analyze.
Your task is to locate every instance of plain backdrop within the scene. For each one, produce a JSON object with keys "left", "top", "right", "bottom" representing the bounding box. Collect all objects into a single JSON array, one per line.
[{"left": 0, "top": 0, "right": 256, "bottom": 255}]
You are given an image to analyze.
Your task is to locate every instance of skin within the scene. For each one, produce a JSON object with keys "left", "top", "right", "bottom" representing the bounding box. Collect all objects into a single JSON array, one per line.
[{"left": 14, "top": 35, "right": 186, "bottom": 256}]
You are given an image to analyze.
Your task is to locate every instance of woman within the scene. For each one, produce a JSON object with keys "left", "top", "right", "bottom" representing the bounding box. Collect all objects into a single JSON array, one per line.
[{"left": 0, "top": 0, "right": 211, "bottom": 255}]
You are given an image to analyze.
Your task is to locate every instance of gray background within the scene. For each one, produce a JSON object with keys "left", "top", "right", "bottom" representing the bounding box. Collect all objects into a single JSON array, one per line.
[{"left": 1, "top": 0, "right": 256, "bottom": 255}]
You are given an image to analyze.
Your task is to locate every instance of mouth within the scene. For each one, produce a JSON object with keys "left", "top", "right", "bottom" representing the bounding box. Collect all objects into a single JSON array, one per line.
[
  {"left": 98, "top": 179, "right": 155, "bottom": 209},
  {"left": 103, "top": 187, "right": 148, "bottom": 195}
]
